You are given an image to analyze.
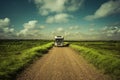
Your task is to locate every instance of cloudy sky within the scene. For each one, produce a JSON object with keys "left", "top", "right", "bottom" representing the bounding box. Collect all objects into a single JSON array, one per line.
[{"left": 0, "top": 0, "right": 120, "bottom": 40}]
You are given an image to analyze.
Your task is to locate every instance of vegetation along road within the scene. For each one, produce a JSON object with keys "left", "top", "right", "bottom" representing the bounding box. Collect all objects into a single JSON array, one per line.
[{"left": 17, "top": 47, "right": 111, "bottom": 80}]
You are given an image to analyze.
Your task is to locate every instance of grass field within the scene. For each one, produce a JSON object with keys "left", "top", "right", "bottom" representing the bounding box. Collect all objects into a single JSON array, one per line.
[
  {"left": 1, "top": 40, "right": 120, "bottom": 80},
  {"left": 0, "top": 40, "right": 53, "bottom": 80},
  {"left": 70, "top": 41, "right": 120, "bottom": 80}
]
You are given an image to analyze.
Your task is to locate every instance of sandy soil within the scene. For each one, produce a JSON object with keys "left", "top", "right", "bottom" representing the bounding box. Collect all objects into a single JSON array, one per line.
[{"left": 17, "top": 47, "right": 111, "bottom": 80}]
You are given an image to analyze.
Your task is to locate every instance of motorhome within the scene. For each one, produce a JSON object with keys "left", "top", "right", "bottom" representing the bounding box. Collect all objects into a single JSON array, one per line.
[{"left": 54, "top": 36, "right": 64, "bottom": 47}]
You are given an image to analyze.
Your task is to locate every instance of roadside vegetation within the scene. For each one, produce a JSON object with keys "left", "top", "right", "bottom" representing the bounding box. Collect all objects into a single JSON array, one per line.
[
  {"left": 0, "top": 40, "right": 53, "bottom": 80},
  {"left": 70, "top": 41, "right": 120, "bottom": 80}
]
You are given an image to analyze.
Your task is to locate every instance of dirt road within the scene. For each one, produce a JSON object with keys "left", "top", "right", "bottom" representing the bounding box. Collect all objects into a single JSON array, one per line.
[{"left": 17, "top": 47, "right": 111, "bottom": 80}]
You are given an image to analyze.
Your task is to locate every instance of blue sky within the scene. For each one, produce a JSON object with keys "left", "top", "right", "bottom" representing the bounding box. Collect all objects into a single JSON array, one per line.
[{"left": 0, "top": 0, "right": 120, "bottom": 40}]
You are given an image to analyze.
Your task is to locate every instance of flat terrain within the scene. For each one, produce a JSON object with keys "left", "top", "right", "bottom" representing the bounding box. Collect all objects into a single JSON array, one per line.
[{"left": 17, "top": 47, "right": 111, "bottom": 80}]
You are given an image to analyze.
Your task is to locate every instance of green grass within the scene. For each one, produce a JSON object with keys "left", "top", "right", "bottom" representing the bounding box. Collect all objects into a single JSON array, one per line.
[
  {"left": 70, "top": 41, "right": 120, "bottom": 80},
  {"left": 70, "top": 41, "right": 120, "bottom": 57},
  {"left": 0, "top": 40, "right": 51, "bottom": 54},
  {"left": 0, "top": 40, "right": 53, "bottom": 80}
]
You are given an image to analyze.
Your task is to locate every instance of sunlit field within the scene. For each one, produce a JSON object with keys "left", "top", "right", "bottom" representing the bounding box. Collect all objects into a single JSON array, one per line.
[
  {"left": 0, "top": 40, "right": 120, "bottom": 80},
  {"left": 70, "top": 41, "right": 120, "bottom": 80},
  {"left": 70, "top": 41, "right": 120, "bottom": 57},
  {"left": 0, "top": 40, "right": 53, "bottom": 79},
  {"left": 0, "top": 40, "right": 51, "bottom": 55}
]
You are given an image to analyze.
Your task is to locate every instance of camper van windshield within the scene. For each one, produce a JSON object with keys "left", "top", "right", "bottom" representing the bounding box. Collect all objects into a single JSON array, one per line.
[{"left": 55, "top": 39, "right": 63, "bottom": 42}]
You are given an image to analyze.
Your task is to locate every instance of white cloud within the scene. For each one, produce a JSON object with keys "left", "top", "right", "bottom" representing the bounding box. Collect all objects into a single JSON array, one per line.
[
  {"left": 102, "top": 26, "right": 108, "bottom": 31},
  {"left": 50, "top": 27, "right": 84, "bottom": 40},
  {"left": 84, "top": 0, "right": 120, "bottom": 20},
  {"left": 89, "top": 28, "right": 95, "bottom": 32},
  {"left": 46, "top": 13, "right": 73, "bottom": 23},
  {"left": 0, "top": 18, "right": 14, "bottom": 36},
  {"left": 69, "top": 26, "right": 79, "bottom": 30},
  {"left": 100, "top": 26, "right": 120, "bottom": 38},
  {"left": 23, "top": 20, "right": 38, "bottom": 29},
  {"left": 118, "top": 29, "right": 120, "bottom": 33},
  {"left": 40, "top": 25, "right": 45, "bottom": 29},
  {"left": 17, "top": 20, "right": 47, "bottom": 39},
  {"left": 64, "top": 31, "right": 70, "bottom": 36},
  {"left": 51, "top": 27, "right": 65, "bottom": 37},
  {"left": 34, "top": 0, "right": 84, "bottom": 16},
  {"left": 57, "top": 27, "right": 64, "bottom": 32},
  {"left": 35, "top": 0, "right": 66, "bottom": 15},
  {"left": 66, "top": 0, "right": 84, "bottom": 11},
  {"left": 49, "top": 25, "right": 120, "bottom": 40},
  {"left": 0, "top": 18, "right": 10, "bottom": 28},
  {"left": 0, "top": 18, "right": 16, "bottom": 39},
  {"left": 4, "top": 27, "right": 14, "bottom": 33},
  {"left": 17, "top": 20, "right": 38, "bottom": 36}
]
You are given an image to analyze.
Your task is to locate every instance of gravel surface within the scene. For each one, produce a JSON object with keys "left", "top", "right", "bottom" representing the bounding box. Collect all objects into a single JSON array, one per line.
[{"left": 17, "top": 47, "right": 111, "bottom": 80}]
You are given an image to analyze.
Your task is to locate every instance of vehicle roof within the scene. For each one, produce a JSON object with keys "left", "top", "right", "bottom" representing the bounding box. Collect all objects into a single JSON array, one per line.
[{"left": 55, "top": 36, "right": 64, "bottom": 39}]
